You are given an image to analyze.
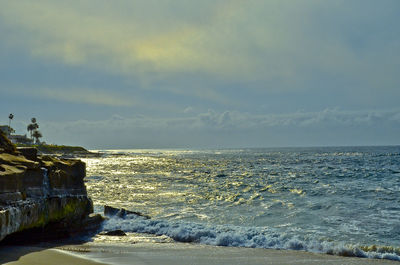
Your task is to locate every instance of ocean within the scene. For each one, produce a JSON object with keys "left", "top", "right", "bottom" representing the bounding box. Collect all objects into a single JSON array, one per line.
[{"left": 80, "top": 146, "right": 400, "bottom": 261}]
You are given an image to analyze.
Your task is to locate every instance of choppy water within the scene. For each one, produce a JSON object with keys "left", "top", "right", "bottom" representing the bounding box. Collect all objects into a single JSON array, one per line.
[{"left": 81, "top": 146, "right": 400, "bottom": 260}]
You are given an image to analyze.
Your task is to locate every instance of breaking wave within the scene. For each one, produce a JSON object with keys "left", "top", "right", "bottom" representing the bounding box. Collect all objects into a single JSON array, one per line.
[{"left": 103, "top": 214, "right": 400, "bottom": 261}]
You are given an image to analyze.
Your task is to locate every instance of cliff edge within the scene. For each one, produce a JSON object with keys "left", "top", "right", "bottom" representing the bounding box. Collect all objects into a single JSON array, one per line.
[{"left": 0, "top": 131, "right": 96, "bottom": 243}]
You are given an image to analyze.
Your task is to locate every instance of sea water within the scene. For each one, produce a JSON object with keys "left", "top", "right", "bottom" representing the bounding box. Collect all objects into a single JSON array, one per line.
[{"left": 81, "top": 146, "right": 400, "bottom": 260}]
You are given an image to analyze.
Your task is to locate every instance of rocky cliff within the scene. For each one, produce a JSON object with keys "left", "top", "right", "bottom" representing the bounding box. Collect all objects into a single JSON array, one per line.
[{"left": 0, "top": 131, "right": 95, "bottom": 243}]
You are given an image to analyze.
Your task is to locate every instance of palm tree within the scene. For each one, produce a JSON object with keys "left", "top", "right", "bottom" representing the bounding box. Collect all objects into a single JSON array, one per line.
[
  {"left": 32, "top": 130, "right": 42, "bottom": 144},
  {"left": 27, "top": 124, "right": 35, "bottom": 139},
  {"left": 8, "top": 114, "right": 14, "bottom": 128},
  {"left": 27, "top": 120, "right": 39, "bottom": 139}
]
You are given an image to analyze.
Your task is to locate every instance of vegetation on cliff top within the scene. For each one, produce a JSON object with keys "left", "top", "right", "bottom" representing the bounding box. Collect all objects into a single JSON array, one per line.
[
  {"left": 3, "top": 114, "right": 92, "bottom": 155},
  {"left": 16, "top": 143, "right": 91, "bottom": 154}
]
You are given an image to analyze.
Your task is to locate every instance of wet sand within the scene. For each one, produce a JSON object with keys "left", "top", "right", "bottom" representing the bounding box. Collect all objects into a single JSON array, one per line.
[
  {"left": 2, "top": 242, "right": 398, "bottom": 265},
  {"left": 0, "top": 246, "right": 105, "bottom": 265}
]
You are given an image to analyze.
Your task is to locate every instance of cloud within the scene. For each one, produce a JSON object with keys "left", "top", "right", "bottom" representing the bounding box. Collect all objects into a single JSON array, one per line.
[
  {"left": 35, "top": 88, "right": 134, "bottom": 107},
  {"left": 1, "top": 0, "right": 398, "bottom": 94},
  {"left": 37, "top": 108, "right": 400, "bottom": 148},
  {"left": 1, "top": 0, "right": 400, "bottom": 130},
  {"left": 0, "top": 1, "right": 240, "bottom": 75},
  {"left": 183, "top": 107, "right": 194, "bottom": 114},
  {"left": 48, "top": 108, "right": 400, "bottom": 132},
  {"left": 248, "top": 108, "right": 400, "bottom": 129}
]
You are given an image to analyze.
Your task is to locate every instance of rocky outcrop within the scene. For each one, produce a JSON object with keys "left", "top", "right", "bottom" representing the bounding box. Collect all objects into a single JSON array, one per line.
[
  {"left": 0, "top": 131, "right": 16, "bottom": 155},
  {"left": 104, "top": 205, "right": 150, "bottom": 219},
  {"left": 0, "top": 131, "right": 96, "bottom": 243}
]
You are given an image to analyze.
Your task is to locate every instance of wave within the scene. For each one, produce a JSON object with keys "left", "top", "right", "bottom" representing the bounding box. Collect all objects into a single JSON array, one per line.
[{"left": 103, "top": 214, "right": 400, "bottom": 261}]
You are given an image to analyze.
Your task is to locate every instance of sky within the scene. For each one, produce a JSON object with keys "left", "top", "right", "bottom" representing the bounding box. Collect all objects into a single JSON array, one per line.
[{"left": 0, "top": 0, "right": 399, "bottom": 149}]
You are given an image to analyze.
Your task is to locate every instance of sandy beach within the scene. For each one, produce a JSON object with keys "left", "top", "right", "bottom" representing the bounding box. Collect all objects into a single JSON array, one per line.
[
  {"left": 0, "top": 246, "right": 105, "bottom": 265},
  {"left": 1, "top": 243, "right": 399, "bottom": 265}
]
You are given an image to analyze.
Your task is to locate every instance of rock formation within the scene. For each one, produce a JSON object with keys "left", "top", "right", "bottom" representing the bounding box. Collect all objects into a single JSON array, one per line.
[{"left": 0, "top": 130, "right": 97, "bottom": 243}]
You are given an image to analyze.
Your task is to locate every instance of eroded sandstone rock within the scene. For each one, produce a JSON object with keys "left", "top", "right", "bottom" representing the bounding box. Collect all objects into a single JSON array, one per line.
[{"left": 0, "top": 131, "right": 97, "bottom": 243}]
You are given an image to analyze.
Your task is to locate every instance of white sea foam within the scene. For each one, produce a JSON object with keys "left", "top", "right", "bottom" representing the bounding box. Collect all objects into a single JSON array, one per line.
[{"left": 103, "top": 215, "right": 400, "bottom": 261}]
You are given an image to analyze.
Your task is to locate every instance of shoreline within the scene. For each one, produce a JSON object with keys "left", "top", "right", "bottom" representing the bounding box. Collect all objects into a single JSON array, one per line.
[
  {"left": 1, "top": 242, "right": 399, "bottom": 265},
  {"left": 0, "top": 246, "right": 105, "bottom": 265}
]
